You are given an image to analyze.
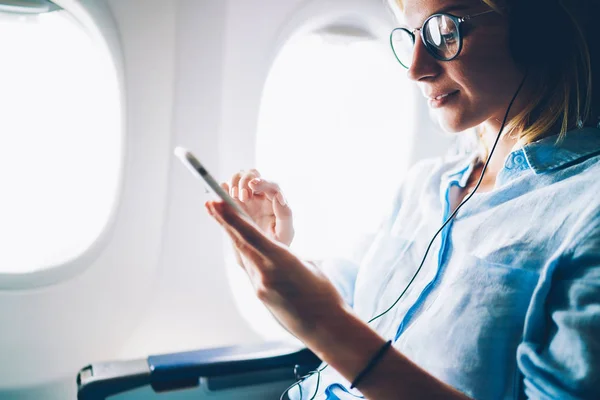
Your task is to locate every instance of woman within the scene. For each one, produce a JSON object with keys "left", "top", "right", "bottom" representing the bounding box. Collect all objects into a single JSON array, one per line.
[{"left": 205, "top": 0, "right": 600, "bottom": 398}]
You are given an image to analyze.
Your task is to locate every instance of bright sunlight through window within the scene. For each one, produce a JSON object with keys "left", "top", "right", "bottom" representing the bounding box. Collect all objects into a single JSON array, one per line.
[
  {"left": 231, "top": 31, "right": 415, "bottom": 342},
  {"left": 257, "top": 32, "right": 415, "bottom": 262},
  {"left": 0, "top": 11, "right": 121, "bottom": 274}
]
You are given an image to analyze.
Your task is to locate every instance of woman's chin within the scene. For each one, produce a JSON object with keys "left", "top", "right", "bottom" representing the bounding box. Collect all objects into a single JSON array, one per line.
[
  {"left": 434, "top": 109, "right": 480, "bottom": 133},
  {"left": 436, "top": 116, "right": 470, "bottom": 134}
]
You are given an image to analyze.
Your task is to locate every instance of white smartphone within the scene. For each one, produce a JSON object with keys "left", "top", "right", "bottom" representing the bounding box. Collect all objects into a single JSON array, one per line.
[{"left": 174, "top": 146, "right": 248, "bottom": 217}]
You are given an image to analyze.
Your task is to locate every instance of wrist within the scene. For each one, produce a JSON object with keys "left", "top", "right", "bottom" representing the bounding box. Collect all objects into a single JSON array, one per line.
[{"left": 302, "top": 304, "right": 388, "bottom": 382}]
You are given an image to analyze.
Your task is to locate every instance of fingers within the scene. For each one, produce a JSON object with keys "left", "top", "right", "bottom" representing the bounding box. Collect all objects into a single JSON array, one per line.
[
  {"left": 216, "top": 190, "right": 244, "bottom": 266},
  {"left": 238, "top": 169, "right": 261, "bottom": 202},
  {"left": 228, "top": 170, "right": 262, "bottom": 203},
  {"left": 228, "top": 170, "right": 290, "bottom": 208},
  {"left": 226, "top": 170, "right": 291, "bottom": 220},
  {"left": 228, "top": 171, "right": 244, "bottom": 200},
  {"left": 272, "top": 195, "right": 294, "bottom": 244},
  {"left": 248, "top": 179, "right": 283, "bottom": 201},
  {"left": 205, "top": 202, "right": 267, "bottom": 270},
  {"left": 220, "top": 180, "right": 245, "bottom": 210},
  {"left": 208, "top": 200, "right": 276, "bottom": 256}
]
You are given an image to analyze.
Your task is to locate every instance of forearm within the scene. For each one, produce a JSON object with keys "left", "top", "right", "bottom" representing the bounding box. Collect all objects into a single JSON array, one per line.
[
  {"left": 304, "top": 305, "right": 472, "bottom": 400},
  {"left": 305, "top": 259, "right": 359, "bottom": 307}
]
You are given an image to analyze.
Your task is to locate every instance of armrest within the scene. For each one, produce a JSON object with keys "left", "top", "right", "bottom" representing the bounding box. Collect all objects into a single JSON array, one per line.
[{"left": 77, "top": 341, "right": 321, "bottom": 400}]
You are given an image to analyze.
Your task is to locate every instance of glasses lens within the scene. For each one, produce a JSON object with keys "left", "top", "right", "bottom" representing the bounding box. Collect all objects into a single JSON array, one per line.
[
  {"left": 390, "top": 28, "right": 414, "bottom": 68},
  {"left": 423, "top": 15, "right": 459, "bottom": 60}
]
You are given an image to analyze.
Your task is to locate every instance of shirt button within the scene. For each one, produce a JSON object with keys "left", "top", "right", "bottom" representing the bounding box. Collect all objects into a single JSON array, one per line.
[
  {"left": 504, "top": 152, "right": 525, "bottom": 170},
  {"left": 514, "top": 154, "right": 525, "bottom": 165}
]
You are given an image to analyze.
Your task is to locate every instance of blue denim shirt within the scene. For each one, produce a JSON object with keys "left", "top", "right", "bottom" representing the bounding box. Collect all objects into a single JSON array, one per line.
[{"left": 291, "top": 127, "right": 600, "bottom": 400}]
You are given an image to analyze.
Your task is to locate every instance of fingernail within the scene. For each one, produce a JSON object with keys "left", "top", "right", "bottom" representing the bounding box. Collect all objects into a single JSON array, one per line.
[
  {"left": 277, "top": 193, "right": 286, "bottom": 206},
  {"left": 249, "top": 178, "right": 261, "bottom": 185}
]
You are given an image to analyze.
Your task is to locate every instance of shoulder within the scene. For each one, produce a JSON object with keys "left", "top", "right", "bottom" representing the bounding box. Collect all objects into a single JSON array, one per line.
[{"left": 401, "top": 152, "right": 475, "bottom": 191}]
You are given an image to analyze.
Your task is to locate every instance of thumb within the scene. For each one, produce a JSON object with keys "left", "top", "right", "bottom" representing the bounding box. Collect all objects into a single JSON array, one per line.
[{"left": 272, "top": 194, "right": 294, "bottom": 244}]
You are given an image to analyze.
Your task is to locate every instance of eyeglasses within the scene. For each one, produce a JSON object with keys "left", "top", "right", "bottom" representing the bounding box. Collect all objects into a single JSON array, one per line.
[{"left": 390, "top": 9, "right": 496, "bottom": 69}]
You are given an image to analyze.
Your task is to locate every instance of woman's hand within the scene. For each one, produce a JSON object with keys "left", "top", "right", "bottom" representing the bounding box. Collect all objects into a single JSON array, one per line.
[
  {"left": 205, "top": 200, "right": 347, "bottom": 339},
  {"left": 205, "top": 202, "right": 471, "bottom": 400},
  {"left": 221, "top": 170, "right": 294, "bottom": 266}
]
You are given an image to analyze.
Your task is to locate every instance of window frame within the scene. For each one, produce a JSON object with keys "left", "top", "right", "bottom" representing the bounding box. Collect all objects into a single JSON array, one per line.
[
  {"left": 220, "top": 0, "right": 419, "bottom": 341},
  {"left": 0, "top": 0, "right": 126, "bottom": 289}
]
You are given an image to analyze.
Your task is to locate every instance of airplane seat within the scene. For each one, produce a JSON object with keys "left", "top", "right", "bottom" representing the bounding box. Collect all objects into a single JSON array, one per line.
[{"left": 77, "top": 341, "right": 321, "bottom": 400}]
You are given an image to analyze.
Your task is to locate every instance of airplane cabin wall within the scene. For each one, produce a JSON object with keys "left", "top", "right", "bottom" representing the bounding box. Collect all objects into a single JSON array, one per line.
[
  {"left": 0, "top": 1, "right": 254, "bottom": 398},
  {"left": 0, "top": 0, "right": 450, "bottom": 399}
]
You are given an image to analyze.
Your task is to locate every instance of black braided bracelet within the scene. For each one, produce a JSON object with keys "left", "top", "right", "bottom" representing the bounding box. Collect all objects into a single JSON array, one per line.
[{"left": 350, "top": 340, "right": 393, "bottom": 389}]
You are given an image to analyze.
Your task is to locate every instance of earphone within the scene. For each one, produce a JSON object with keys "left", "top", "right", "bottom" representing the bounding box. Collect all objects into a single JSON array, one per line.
[{"left": 279, "top": 71, "right": 530, "bottom": 400}]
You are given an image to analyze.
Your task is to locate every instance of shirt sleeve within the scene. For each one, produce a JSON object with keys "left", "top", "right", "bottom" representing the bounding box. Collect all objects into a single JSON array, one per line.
[
  {"left": 516, "top": 204, "right": 600, "bottom": 400},
  {"left": 312, "top": 257, "right": 360, "bottom": 308},
  {"left": 310, "top": 167, "right": 410, "bottom": 309}
]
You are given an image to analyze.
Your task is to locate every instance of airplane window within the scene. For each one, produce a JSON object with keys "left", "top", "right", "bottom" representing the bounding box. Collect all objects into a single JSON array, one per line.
[
  {"left": 0, "top": 10, "right": 121, "bottom": 274},
  {"left": 256, "top": 32, "right": 415, "bottom": 263}
]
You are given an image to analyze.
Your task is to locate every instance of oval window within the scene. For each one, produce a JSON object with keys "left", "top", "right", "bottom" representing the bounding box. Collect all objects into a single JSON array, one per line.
[
  {"left": 229, "top": 29, "right": 416, "bottom": 341},
  {"left": 257, "top": 32, "right": 415, "bottom": 261},
  {"left": 0, "top": 9, "right": 122, "bottom": 274}
]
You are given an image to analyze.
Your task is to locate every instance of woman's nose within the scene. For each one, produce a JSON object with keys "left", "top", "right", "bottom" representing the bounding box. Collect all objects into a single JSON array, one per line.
[{"left": 407, "top": 37, "right": 440, "bottom": 82}]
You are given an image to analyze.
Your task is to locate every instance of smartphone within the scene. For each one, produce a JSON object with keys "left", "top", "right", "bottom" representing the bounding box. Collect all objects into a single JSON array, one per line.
[{"left": 174, "top": 146, "right": 248, "bottom": 217}]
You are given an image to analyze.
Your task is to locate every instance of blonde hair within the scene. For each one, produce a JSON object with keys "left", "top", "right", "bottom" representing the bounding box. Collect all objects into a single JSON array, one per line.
[{"left": 388, "top": 0, "right": 598, "bottom": 145}]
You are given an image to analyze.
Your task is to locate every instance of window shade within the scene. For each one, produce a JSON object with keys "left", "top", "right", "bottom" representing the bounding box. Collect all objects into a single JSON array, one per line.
[{"left": 0, "top": 0, "right": 60, "bottom": 14}]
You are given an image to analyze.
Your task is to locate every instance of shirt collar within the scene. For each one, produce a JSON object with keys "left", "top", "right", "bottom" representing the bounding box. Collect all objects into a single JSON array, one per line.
[
  {"left": 442, "top": 127, "right": 600, "bottom": 189},
  {"left": 522, "top": 127, "right": 600, "bottom": 174},
  {"left": 442, "top": 151, "right": 480, "bottom": 187}
]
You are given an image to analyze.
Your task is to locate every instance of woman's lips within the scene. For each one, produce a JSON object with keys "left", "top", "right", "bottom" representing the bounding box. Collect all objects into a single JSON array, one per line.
[{"left": 427, "top": 90, "right": 459, "bottom": 108}]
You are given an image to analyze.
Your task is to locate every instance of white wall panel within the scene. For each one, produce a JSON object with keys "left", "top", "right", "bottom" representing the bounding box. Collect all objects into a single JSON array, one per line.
[
  {"left": 118, "top": 0, "right": 260, "bottom": 359},
  {"left": 0, "top": 0, "right": 178, "bottom": 397}
]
